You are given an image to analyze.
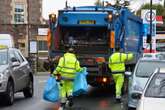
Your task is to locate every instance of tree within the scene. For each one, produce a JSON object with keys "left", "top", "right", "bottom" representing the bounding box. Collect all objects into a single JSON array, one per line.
[
  {"left": 137, "top": 3, "right": 165, "bottom": 30},
  {"left": 136, "top": 3, "right": 165, "bottom": 17},
  {"left": 94, "top": 0, "right": 103, "bottom": 6}
]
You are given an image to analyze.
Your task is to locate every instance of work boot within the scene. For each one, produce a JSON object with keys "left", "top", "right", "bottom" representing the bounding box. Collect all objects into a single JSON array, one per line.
[
  {"left": 59, "top": 103, "right": 65, "bottom": 110},
  {"left": 115, "top": 96, "right": 121, "bottom": 103},
  {"left": 67, "top": 96, "right": 73, "bottom": 107}
]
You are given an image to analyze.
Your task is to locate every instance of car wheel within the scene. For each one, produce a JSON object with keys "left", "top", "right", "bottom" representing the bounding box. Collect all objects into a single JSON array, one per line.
[
  {"left": 125, "top": 105, "right": 135, "bottom": 110},
  {"left": 23, "top": 77, "right": 33, "bottom": 98},
  {"left": 5, "top": 81, "right": 14, "bottom": 105},
  {"left": 127, "top": 107, "right": 135, "bottom": 110}
]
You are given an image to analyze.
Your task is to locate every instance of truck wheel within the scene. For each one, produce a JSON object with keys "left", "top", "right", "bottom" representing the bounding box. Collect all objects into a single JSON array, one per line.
[
  {"left": 5, "top": 81, "right": 14, "bottom": 105},
  {"left": 23, "top": 77, "right": 33, "bottom": 98}
]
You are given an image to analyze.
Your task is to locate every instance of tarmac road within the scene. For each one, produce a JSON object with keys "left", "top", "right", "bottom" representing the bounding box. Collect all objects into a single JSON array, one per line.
[{"left": 0, "top": 75, "right": 125, "bottom": 110}]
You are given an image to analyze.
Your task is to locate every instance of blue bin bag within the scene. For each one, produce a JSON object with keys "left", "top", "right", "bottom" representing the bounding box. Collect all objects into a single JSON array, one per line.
[
  {"left": 43, "top": 76, "right": 59, "bottom": 102},
  {"left": 73, "top": 68, "right": 88, "bottom": 96}
]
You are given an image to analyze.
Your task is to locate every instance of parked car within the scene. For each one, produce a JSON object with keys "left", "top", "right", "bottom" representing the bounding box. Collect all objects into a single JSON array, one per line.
[
  {"left": 136, "top": 68, "right": 165, "bottom": 110},
  {"left": 126, "top": 58, "right": 165, "bottom": 109},
  {"left": 0, "top": 48, "right": 33, "bottom": 105}
]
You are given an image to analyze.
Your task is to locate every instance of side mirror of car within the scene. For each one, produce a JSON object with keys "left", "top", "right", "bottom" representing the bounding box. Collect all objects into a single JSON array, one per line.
[
  {"left": 131, "top": 92, "right": 142, "bottom": 100},
  {"left": 12, "top": 62, "right": 20, "bottom": 67},
  {"left": 125, "top": 71, "right": 132, "bottom": 76},
  {"left": 10, "top": 57, "right": 18, "bottom": 62}
]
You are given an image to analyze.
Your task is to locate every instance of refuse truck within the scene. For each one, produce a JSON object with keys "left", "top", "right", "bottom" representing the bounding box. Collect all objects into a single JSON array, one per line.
[{"left": 46, "top": 4, "right": 143, "bottom": 87}]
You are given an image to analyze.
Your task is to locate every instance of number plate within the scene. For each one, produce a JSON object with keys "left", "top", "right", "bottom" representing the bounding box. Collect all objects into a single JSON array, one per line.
[{"left": 79, "top": 20, "right": 95, "bottom": 24}]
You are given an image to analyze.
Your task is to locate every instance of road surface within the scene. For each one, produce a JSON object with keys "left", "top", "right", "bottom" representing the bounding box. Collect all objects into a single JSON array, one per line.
[{"left": 0, "top": 75, "right": 125, "bottom": 110}]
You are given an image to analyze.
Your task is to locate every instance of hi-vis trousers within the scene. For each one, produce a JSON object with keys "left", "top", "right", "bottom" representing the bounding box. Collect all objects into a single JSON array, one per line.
[
  {"left": 59, "top": 80, "right": 73, "bottom": 103},
  {"left": 112, "top": 74, "right": 124, "bottom": 97}
]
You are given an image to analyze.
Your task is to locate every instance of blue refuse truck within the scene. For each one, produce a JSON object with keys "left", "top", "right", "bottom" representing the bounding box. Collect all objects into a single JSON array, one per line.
[{"left": 46, "top": 5, "right": 143, "bottom": 87}]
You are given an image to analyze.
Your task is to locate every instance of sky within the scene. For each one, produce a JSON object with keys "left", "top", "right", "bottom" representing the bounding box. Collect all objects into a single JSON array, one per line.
[
  {"left": 42, "top": 0, "right": 95, "bottom": 19},
  {"left": 42, "top": 0, "right": 164, "bottom": 19}
]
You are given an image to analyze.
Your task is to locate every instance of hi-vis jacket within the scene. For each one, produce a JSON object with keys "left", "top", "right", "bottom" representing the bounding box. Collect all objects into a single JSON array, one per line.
[
  {"left": 55, "top": 53, "right": 82, "bottom": 79},
  {"left": 109, "top": 52, "right": 133, "bottom": 73}
]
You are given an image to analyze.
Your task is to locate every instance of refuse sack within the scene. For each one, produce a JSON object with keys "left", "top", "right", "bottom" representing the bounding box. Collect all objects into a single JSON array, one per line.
[
  {"left": 43, "top": 76, "right": 59, "bottom": 102},
  {"left": 73, "top": 67, "right": 88, "bottom": 96}
]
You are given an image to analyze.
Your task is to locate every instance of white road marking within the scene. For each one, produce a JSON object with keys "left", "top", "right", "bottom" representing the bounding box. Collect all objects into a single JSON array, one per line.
[{"left": 38, "top": 80, "right": 47, "bottom": 83}]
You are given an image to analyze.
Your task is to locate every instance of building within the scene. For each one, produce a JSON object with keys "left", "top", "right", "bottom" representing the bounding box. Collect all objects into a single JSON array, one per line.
[{"left": 0, "top": 0, "right": 48, "bottom": 57}]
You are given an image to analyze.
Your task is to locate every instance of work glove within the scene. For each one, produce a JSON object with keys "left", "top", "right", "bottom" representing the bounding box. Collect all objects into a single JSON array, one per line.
[
  {"left": 79, "top": 67, "right": 86, "bottom": 72},
  {"left": 80, "top": 67, "right": 88, "bottom": 75},
  {"left": 51, "top": 71, "right": 62, "bottom": 82},
  {"left": 55, "top": 73, "right": 62, "bottom": 82}
]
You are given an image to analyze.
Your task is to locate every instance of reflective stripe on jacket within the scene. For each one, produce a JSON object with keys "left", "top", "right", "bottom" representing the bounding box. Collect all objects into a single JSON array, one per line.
[
  {"left": 55, "top": 53, "right": 81, "bottom": 79},
  {"left": 109, "top": 52, "right": 133, "bottom": 73}
]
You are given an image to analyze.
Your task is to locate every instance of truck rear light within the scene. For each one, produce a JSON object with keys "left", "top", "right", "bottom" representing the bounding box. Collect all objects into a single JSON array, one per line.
[
  {"left": 49, "top": 14, "right": 56, "bottom": 23},
  {"left": 102, "top": 77, "right": 107, "bottom": 83},
  {"left": 108, "top": 13, "right": 113, "bottom": 22},
  {"left": 96, "top": 77, "right": 112, "bottom": 83},
  {"left": 109, "top": 31, "right": 115, "bottom": 48},
  {"left": 95, "top": 57, "right": 105, "bottom": 63}
]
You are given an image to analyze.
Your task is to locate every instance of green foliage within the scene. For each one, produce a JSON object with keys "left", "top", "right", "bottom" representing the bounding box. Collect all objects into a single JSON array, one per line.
[
  {"left": 137, "top": 3, "right": 165, "bottom": 17},
  {"left": 94, "top": 0, "right": 103, "bottom": 6}
]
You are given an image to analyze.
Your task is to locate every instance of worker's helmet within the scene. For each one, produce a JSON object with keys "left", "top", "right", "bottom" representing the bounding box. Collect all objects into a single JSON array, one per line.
[{"left": 68, "top": 47, "right": 75, "bottom": 53}]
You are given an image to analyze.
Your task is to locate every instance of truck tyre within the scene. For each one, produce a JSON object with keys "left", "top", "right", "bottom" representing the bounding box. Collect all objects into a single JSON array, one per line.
[
  {"left": 5, "top": 81, "right": 14, "bottom": 105},
  {"left": 23, "top": 76, "right": 33, "bottom": 98}
]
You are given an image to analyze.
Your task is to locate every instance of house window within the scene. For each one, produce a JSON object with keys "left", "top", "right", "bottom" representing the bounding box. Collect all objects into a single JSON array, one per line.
[
  {"left": 14, "top": 4, "right": 24, "bottom": 23},
  {"left": 38, "top": 41, "right": 48, "bottom": 51},
  {"left": 14, "top": 14, "right": 24, "bottom": 22}
]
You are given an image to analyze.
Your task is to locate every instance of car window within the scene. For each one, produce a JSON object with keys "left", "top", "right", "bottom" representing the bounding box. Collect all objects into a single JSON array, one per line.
[
  {"left": 14, "top": 50, "right": 24, "bottom": 63},
  {"left": 9, "top": 50, "right": 17, "bottom": 61},
  {"left": 0, "top": 49, "right": 8, "bottom": 65},
  {"left": 145, "top": 73, "right": 165, "bottom": 98},
  {"left": 136, "top": 61, "right": 165, "bottom": 77}
]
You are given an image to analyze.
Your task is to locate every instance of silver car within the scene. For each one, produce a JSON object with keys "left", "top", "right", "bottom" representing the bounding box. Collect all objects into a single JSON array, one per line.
[
  {"left": 0, "top": 48, "right": 33, "bottom": 105},
  {"left": 126, "top": 58, "right": 165, "bottom": 109},
  {"left": 137, "top": 68, "right": 165, "bottom": 110}
]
